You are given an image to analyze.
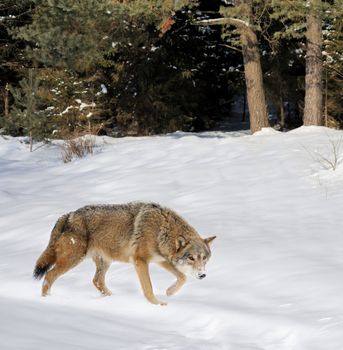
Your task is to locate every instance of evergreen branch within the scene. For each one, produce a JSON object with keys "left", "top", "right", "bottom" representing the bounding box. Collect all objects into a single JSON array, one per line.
[{"left": 327, "top": 65, "right": 343, "bottom": 79}]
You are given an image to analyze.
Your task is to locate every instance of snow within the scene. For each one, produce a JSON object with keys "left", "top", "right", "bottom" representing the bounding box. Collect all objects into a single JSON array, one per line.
[
  {"left": 74, "top": 100, "right": 96, "bottom": 111},
  {"left": 100, "top": 84, "right": 108, "bottom": 94},
  {"left": 96, "top": 84, "right": 108, "bottom": 96},
  {"left": 60, "top": 105, "right": 75, "bottom": 115},
  {"left": 1, "top": 127, "right": 343, "bottom": 349},
  {"left": 79, "top": 102, "right": 95, "bottom": 111}
]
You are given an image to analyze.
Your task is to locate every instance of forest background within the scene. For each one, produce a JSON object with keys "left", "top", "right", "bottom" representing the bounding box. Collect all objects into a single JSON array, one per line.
[{"left": 0, "top": 0, "right": 342, "bottom": 143}]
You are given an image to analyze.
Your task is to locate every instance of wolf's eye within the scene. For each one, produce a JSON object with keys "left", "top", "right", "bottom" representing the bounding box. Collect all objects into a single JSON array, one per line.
[
  {"left": 203, "top": 256, "right": 207, "bottom": 260},
  {"left": 188, "top": 256, "right": 194, "bottom": 261}
]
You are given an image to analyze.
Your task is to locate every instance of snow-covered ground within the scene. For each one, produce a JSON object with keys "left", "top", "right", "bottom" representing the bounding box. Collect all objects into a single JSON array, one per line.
[{"left": 1, "top": 126, "right": 343, "bottom": 350}]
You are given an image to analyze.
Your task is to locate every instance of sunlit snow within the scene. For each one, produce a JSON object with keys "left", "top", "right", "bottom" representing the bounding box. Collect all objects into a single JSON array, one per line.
[{"left": 0, "top": 126, "right": 343, "bottom": 349}]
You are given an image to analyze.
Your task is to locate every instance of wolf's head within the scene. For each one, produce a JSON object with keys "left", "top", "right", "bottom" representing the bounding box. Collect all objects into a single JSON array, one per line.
[{"left": 172, "top": 235, "right": 216, "bottom": 279}]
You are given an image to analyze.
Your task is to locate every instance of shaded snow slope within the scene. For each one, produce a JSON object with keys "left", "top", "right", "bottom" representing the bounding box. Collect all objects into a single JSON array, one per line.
[{"left": 0, "top": 127, "right": 343, "bottom": 349}]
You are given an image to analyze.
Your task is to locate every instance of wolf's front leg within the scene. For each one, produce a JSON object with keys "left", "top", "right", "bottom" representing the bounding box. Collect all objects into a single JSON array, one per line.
[
  {"left": 134, "top": 258, "right": 167, "bottom": 305},
  {"left": 92, "top": 255, "right": 112, "bottom": 296},
  {"left": 159, "top": 261, "right": 186, "bottom": 296}
]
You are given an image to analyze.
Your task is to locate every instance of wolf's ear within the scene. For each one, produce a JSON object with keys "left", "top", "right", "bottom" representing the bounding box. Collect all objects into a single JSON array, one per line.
[
  {"left": 176, "top": 236, "right": 188, "bottom": 252},
  {"left": 204, "top": 236, "right": 216, "bottom": 246}
]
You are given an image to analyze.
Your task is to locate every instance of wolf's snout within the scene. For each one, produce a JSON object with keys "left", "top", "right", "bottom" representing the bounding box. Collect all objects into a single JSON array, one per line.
[{"left": 198, "top": 273, "right": 206, "bottom": 279}]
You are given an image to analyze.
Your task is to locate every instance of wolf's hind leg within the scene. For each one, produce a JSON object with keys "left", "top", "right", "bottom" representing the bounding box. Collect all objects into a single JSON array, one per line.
[
  {"left": 159, "top": 261, "right": 186, "bottom": 296},
  {"left": 92, "top": 255, "right": 112, "bottom": 296},
  {"left": 42, "top": 234, "right": 86, "bottom": 296},
  {"left": 134, "top": 258, "right": 167, "bottom": 305}
]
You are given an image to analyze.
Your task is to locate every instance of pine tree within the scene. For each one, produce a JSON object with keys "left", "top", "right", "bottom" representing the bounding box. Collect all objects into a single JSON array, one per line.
[
  {"left": 7, "top": 0, "right": 115, "bottom": 138},
  {"left": 322, "top": 0, "right": 343, "bottom": 126},
  {"left": 0, "top": 0, "right": 33, "bottom": 123},
  {"left": 2, "top": 0, "right": 255, "bottom": 137},
  {"left": 101, "top": 0, "right": 239, "bottom": 135},
  {"left": 196, "top": 0, "right": 270, "bottom": 134},
  {"left": 32, "top": 69, "right": 106, "bottom": 139},
  {"left": 8, "top": 69, "right": 45, "bottom": 150},
  {"left": 271, "top": 0, "right": 335, "bottom": 127},
  {"left": 14, "top": 0, "right": 114, "bottom": 72}
]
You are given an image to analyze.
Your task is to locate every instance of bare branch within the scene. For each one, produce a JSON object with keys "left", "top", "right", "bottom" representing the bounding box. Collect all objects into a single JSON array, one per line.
[{"left": 219, "top": 43, "right": 242, "bottom": 53}]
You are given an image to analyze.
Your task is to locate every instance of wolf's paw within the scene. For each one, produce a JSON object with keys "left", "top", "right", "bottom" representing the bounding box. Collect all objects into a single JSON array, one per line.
[
  {"left": 148, "top": 296, "right": 168, "bottom": 306},
  {"left": 166, "top": 282, "right": 179, "bottom": 296},
  {"left": 42, "top": 282, "right": 50, "bottom": 297},
  {"left": 101, "top": 289, "right": 112, "bottom": 296}
]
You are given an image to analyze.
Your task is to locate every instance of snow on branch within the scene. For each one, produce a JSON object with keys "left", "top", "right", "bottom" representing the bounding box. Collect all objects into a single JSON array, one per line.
[{"left": 195, "top": 17, "right": 250, "bottom": 30}]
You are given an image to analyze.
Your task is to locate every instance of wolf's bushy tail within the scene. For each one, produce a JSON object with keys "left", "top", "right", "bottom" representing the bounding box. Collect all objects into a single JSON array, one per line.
[{"left": 33, "top": 214, "right": 69, "bottom": 280}]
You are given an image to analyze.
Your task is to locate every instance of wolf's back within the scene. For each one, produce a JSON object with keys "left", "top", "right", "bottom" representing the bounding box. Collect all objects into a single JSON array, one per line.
[{"left": 33, "top": 214, "right": 69, "bottom": 279}]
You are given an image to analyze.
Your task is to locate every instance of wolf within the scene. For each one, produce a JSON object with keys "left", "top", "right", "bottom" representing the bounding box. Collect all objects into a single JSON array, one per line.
[{"left": 33, "top": 202, "right": 216, "bottom": 305}]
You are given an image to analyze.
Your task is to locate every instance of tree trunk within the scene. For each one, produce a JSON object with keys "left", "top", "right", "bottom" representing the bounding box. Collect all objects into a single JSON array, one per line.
[
  {"left": 303, "top": 0, "right": 323, "bottom": 126},
  {"left": 240, "top": 28, "right": 269, "bottom": 133},
  {"left": 277, "top": 94, "right": 285, "bottom": 129},
  {"left": 273, "top": 59, "right": 286, "bottom": 129},
  {"left": 4, "top": 84, "right": 9, "bottom": 118},
  {"left": 29, "top": 131, "right": 33, "bottom": 152},
  {"left": 196, "top": 16, "right": 269, "bottom": 134}
]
